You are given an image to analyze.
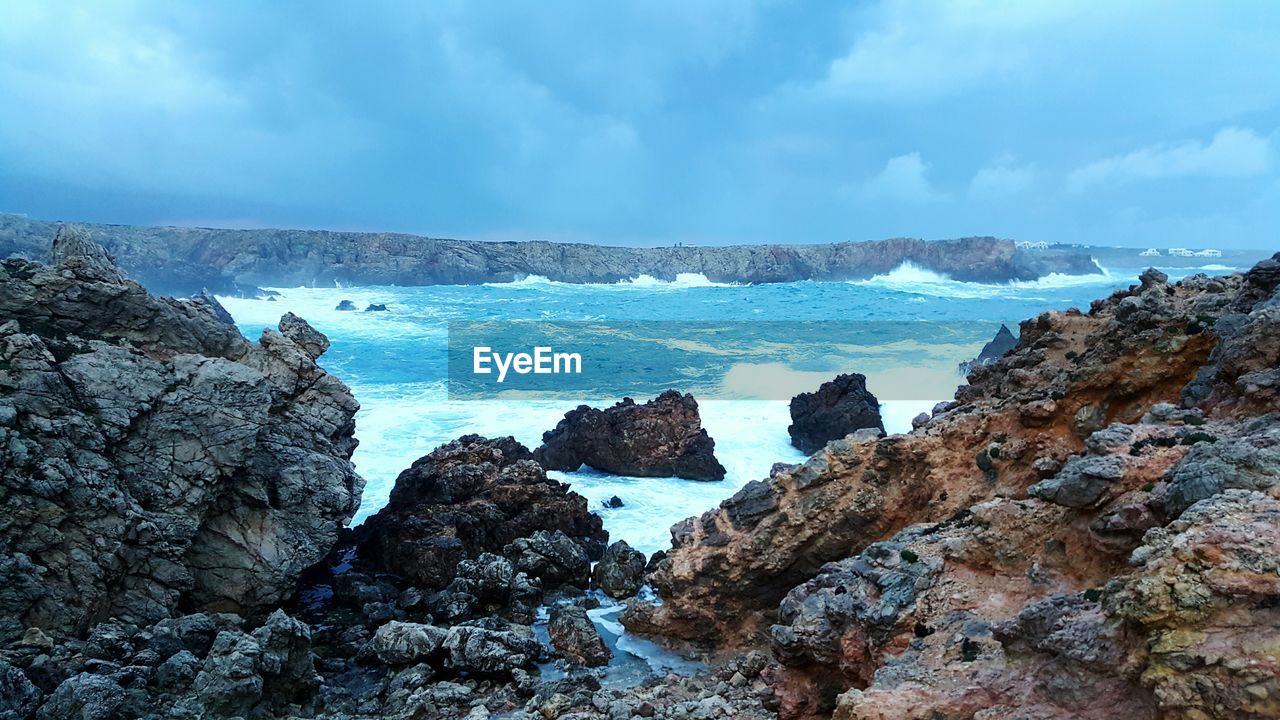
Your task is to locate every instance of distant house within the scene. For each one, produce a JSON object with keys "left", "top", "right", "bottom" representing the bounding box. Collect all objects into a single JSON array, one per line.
[
  {"left": 1140, "top": 248, "right": 1161, "bottom": 257},
  {"left": 1195, "top": 248, "right": 1223, "bottom": 257},
  {"left": 1168, "top": 248, "right": 1194, "bottom": 257},
  {"left": 1016, "top": 240, "right": 1049, "bottom": 250}
]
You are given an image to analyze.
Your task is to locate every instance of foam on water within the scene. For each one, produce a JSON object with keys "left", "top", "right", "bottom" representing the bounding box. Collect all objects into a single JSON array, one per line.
[{"left": 851, "top": 261, "right": 1118, "bottom": 300}]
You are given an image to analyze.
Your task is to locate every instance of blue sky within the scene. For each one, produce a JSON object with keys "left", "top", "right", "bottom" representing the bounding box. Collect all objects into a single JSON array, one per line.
[{"left": 1, "top": 1, "right": 1277, "bottom": 248}]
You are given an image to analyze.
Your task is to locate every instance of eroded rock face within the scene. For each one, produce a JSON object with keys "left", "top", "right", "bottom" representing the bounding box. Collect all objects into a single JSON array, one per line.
[
  {"left": 625, "top": 259, "right": 1280, "bottom": 720},
  {"left": 354, "top": 435, "right": 607, "bottom": 590},
  {"left": 0, "top": 227, "right": 363, "bottom": 638},
  {"left": 535, "top": 390, "right": 727, "bottom": 481},
  {"left": 787, "top": 374, "right": 884, "bottom": 455}
]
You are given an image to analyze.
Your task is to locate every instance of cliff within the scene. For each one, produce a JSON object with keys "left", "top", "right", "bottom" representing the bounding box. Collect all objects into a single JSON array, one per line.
[{"left": 0, "top": 214, "right": 1100, "bottom": 295}]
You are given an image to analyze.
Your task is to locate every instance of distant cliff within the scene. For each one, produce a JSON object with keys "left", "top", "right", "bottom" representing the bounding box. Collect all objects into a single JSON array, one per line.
[{"left": 0, "top": 214, "right": 1100, "bottom": 295}]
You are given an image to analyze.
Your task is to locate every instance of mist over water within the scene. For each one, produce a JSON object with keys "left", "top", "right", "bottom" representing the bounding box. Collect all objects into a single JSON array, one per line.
[{"left": 219, "top": 262, "right": 1230, "bottom": 555}]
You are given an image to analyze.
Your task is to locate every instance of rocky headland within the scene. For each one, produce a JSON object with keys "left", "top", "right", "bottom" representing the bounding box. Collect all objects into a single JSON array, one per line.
[{"left": 0, "top": 213, "right": 1101, "bottom": 296}]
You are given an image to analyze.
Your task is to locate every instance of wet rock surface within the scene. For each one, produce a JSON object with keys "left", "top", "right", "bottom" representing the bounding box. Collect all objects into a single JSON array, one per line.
[
  {"left": 535, "top": 390, "right": 727, "bottom": 481},
  {"left": 547, "top": 605, "right": 611, "bottom": 667},
  {"left": 786, "top": 374, "right": 884, "bottom": 454}
]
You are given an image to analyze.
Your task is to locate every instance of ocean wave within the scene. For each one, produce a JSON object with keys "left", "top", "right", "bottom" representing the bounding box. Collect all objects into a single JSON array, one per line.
[
  {"left": 849, "top": 261, "right": 1116, "bottom": 299},
  {"left": 484, "top": 272, "right": 738, "bottom": 289}
]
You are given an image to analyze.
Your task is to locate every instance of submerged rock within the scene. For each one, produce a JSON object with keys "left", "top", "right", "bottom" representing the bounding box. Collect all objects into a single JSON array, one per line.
[
  {"left": 364, "top": 303, "right": 388, "bottom": 312},
  {"left": 534, "top": 390, "right": 726, "bottom": 481},
  {"left": 787, "top": 373, "right": 884, "bottom": 454}
]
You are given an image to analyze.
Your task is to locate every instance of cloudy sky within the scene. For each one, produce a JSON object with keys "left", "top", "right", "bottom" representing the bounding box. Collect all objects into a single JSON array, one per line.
[{"left": 1, "top": 1, "right": 1278, "bottom": 248}]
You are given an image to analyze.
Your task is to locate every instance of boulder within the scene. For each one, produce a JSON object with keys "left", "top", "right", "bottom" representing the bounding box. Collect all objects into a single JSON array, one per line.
[
  {"left": 335, "top": 299, "right": 357, "bottom": 311},
  {"left": 35, "top": 673, "right": 124, "bottom": 720},
  {"left": 354, "top": 435, "right": 606, "bottom": 590},
  {"left": 442, "top": 626, "right": 541, "bottom": 676},
  {"left": 534, "top": 390, "right": 726, "bottom": 481},
  {"left": 592, "top": 541, "right": 647, "bottom": 599},
  {"left": 0, "top": 229, "right": 363, "bottom": 635},
  {"left": 503, "top": 530, "right": 591, "bottom": 588},
  {"left": 547, "top": 605, "right": 611, "bottom": 667},
  {"left": 0, "top": 660, "right": 42, "bottom": 719},
  {"left": 364, "top": 303, "right": 388, "bottom": 312},
  {"left": 363, "top": 621, "right": 448, "bottom": 666},
  {"left": 787, "top": 374, "right": 884, "bottom": 454}
]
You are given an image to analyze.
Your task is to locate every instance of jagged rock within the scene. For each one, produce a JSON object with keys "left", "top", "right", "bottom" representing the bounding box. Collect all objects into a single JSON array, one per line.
[
  {"left": 1109, "top": 490, "right": 1280, "bottom": 719},
  {"left": 335, "top": 299, "right": 357, "bottom": 311},
  {"left": 592, "top": 541, "right": 647, "bottom": 599},
  {"left": 364, "top": 303, "right": 388, "bottom": 312},
  {"left": 354, "top": 435, "right": 605, "bottom": 591},
  {"left": 1028, "top": 454, "right": 1129, "bottom": 508},
  {"left": 534, "top": 391, "right": 726, "bottom": 481},
  {"left": 547, "top": 605, "right": 611, "bottom": 667},
  {"left": 0, "top": 231, "right": 362, "bottom": 636},
  {"left": 504, "top": 530, "right": 590, "bottom": 589},
  {"left": 1161, "top": 417, "right": 1280, "bottom": 516},
  {"left": 603, "top": 495, "right": 624, "bottom": 509},
  {"left": 154, "top": 650, "right": 199, "bottom": 692},
  {"left": 787, "top": 374, "right": 884, "bottom": 455},
  {"left": 442, "top": 626, "right": 540, "bottom": 676},
  {"left": 0, "top": 659, "right": 42, "bottom": 719},
  {"left": 191, "top": 631, "right": 263, "bottom": 716},
  {"left": 278, "top": 311, "right": 330, "bottom": 359},
  {"left": 959, "top": 323, "right": 1019, "bottom": 374},
  {"left": 362, "top": 621, "right": 448, "bottom": 666},
  {"left": 36, "top": 672, "right": 124, "bottom": 720},
  {"left": 191, "top": 289, "right": 236, "bottom": 325},
  {"left": 252, "top": 610, "right": 318, "bottom": 707},
  {"left": 435, "top": 553, "right": 543, "bottom": 623}
]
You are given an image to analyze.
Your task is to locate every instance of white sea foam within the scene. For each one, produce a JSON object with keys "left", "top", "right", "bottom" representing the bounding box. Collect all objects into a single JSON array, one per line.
[{"left": 850, "top": 261, "right": 1117, "bottom": 299}]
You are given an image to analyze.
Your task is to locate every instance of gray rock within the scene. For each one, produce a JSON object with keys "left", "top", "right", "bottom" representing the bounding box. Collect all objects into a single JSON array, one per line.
[
  {"left": 36, "top": 673, "right": 124, "bottom": 720},
  {"left": 278, "top": 311, "right": 330, "bottom": 359},
  {"left": 1028, "top": 453, "right": 1128, "bottom": 508},
  {"left": 504, "top": 531, "right": 590, "bottom": 588},
  {"left": 592, "top": 541, "right": 647, "bottom": 599},
  {"left": 547, "top": 605, "right": 611, "bottom": 667},
  {"left": 0, "top": 232, "right": 362, "bottom": 634},
  {"left": 1163, "top": 427, "right": 1280, "bottom": 516},
  {"left": 154, "top": 650, "right": 199, "bottom": 692},
  {"left": 191, "top": 631, "right": 263, "bottom": 716},
  {"left": 443, "top": 626, "right": 541, "bottom": 675},
  {"left": 0, "top": 659, "right": 42, "bottom": 719},
  {"left": 363, "top": 621, "right": 448, "bottom": 666}
]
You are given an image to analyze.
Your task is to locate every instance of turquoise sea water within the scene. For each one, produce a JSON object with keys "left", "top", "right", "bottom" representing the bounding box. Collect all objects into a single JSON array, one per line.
[{"left": 219, "top": 261, "right": 1237, "bottom": 556}]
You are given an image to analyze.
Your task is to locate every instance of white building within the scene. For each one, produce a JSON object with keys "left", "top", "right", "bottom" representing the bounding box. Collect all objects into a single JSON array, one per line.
[
  {"left": 1195, "top": 248, "right": 1223, "bottom": 257},
  {"left": 1168, "top": 248, "right": 1194, "bottom": 257},
  {"left": 1016, "top": 240, "right": 1049, "bottom": 250},
  {"left": 1140, "top": 248, "right": 1161, "bottom": 257}
]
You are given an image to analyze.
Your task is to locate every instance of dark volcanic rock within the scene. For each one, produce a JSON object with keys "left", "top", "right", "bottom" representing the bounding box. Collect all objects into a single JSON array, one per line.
[
  {"left": 0, "top": 227, "right": 363, "bottom": 637},
  {"left": 364, "top": 303, "right": 388, "bottom": 312},
  {"left": 335, "top": 299, "right": 357, "bottom": 311},
  {"left": 548, "top": 605, "right": 611, "bottom": 667},
  {"left": 592, "top": 541, "right": 648, "bottom": 599},
  {"left": 0, "top": 214, "right": 1102, "bottom": 295},
  {"left": 534, "top": 390, "right": 727, "bottom": 481},
  {"left": 503, "top": 530, "right": 591, "bottom": 589},
  {"left": 354, "top": 435, "right": 606, "bottom": 590},
  {"left": 787, "top": 374, "right": 885, "bottom": 454},
  {"left": 959, "top": 323, "right": 1019, "bottom": 374}
]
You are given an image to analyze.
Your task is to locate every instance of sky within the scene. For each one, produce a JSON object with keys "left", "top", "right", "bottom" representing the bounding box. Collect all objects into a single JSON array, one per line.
[{"left": 1, "top": 1, "right": 1278, "bottom": 249}]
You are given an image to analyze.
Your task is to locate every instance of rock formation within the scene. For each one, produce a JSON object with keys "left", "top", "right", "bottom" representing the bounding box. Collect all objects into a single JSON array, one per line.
[
  {"left": 0, "top": 213, "right": 1102, "bottom": 295},
  {"left": 0, "top": 226, "right": 363, "bottom": 638},
  {"left": 957, "top": 322, "right": 1019, "bottom": 374},
  {"left": 591, "top": 541, "right": 649, "bottom": 599},
  {"left": 535, "top": 390, "right": 727, "bottom": 481},
  {"left": 547, "top": 605, "right": 611, "bottom": 667},
  {"left": 625, "top": 258, "right": 1280, "bottom": 719},
  {"left": 786, "top": 374, "right": 885, "bottom": 454},
  {"left": 353, "top": 435, "right": 607, "bottom": 590}
]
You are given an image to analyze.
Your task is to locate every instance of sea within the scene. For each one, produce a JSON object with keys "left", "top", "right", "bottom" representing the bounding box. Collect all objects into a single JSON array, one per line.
[{"left": 218, "top": 261, "right": 1238, "bottom": 557}]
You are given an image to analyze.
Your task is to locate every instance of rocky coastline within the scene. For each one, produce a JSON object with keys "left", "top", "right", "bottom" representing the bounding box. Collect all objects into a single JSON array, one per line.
[
  {"left": 0, "top": 213, "right": 1101, "bottom": 296},
  {"left": 2, "top": 224, "right": 1278, "bottom": 720}
]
